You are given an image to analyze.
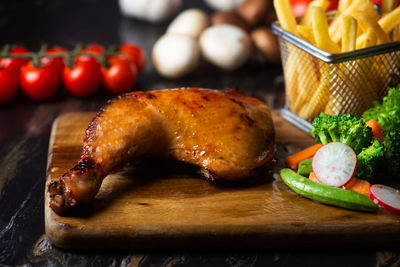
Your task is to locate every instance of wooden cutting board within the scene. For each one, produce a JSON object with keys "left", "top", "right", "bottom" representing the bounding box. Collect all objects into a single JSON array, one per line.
[{"left": 44, "top": 111, "right": 400, "bottom": 249}]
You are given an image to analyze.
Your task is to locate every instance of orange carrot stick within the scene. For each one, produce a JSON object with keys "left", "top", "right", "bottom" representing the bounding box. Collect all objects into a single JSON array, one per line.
[
  {"left": 365, "top": 119, "right": 384, "bottom": 142},
  {"left": 309, "top": 171, "right": 370, "bottom": 196},
  {"left": 309, "top": 171, "right": 320, "bottom": 183},
  {"left": 344, "top": 178, "right": 371, "bottom": 196},
  {"left": 285, "top": 144, "right": 323, "bottom": 170}
]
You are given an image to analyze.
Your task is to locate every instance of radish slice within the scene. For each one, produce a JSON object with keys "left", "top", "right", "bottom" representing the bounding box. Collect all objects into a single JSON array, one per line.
[
  {"left": 312, "top": 142, "right": 357, "bottom": 187},
  {"left": 369, "top": 184, "right": 400, "bottom": 216}
]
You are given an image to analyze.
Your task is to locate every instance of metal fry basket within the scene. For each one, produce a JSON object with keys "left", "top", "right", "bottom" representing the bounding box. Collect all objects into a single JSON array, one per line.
[{"left": 271, "top": 22, "right": 400, "bottom": 131}]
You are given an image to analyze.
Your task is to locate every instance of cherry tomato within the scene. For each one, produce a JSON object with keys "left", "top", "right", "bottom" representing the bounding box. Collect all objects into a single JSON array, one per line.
[
  {"left": 80, "top": 44, "right": 106, "bottom": 54},
  {"left": 290, "top": 0, "right": 311, "bottom": 17},
  {"left": 19, "top": 62, "right": 60, "bottom": 101},
  {"left": 0, "top": 46, "right": 29, "bottom": 73},
  {"left": 326, "top": 0, "right": 339, "bottom": 11},
  {"left": 40, "top": 47, "right": 68, "bottom": 73},
  {"left": 0, "top": 70, "right": 18, "bottom": 103},
  {"left": 75, "top": 54, "right": 99, "bottom": 65},
  {"left": 119, "top": 43, "right": 146, "bottom": 73},
  {"left": 101, "top": 55, "right": 138, "bottom": 94},
  {"left": 290, "top": 0, "right": 338, "bottom": 17},
  {"left": 76, "top": 44, "right": 105, "bottom": 64},
  {"left": 62, "top": 59, "right": 102, "bottom": 97}
]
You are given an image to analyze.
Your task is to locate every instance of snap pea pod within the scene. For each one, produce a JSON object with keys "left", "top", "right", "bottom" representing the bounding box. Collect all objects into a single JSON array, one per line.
[
  {"left": 280, "top": 168, "right": 379, "bottom": 213},
  {"left": 297, "top": 158, "right": 313, "bottom": 177}
]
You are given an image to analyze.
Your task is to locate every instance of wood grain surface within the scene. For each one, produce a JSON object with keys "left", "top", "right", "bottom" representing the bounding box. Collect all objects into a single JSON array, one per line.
[{"left": 44, "top": 111, "right": 400, "bottom": 249}]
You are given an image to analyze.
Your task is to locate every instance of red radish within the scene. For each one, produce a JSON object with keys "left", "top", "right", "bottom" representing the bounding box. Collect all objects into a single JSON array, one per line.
[
  {"left": 369, "top": 184, "right": 400, "bottom": 216},
  {"left": 312, "top": 142, "right": 357, "bottom": 187}
]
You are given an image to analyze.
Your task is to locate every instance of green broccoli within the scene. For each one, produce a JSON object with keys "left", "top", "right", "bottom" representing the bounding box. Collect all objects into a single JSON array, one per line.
[
  {"left": 310, "top": 113, "right": 373, "bottom": 154},
  {"left": 355, "top": 139, "right": 386, "bottom": 182},
  {"left": 362, "top": 85, "right": 400, "bottom": 132},
  {"left": 384, "top": 129, "right": 400, "bottom": 173}
]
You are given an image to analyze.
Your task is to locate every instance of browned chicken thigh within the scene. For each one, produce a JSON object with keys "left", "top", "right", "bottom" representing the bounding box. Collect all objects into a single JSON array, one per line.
[{"left": 48, "top": 88, "right": 275, "bottom": 215}]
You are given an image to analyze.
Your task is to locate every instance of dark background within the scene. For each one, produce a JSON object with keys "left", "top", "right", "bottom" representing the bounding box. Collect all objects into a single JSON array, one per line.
[{"left": 0, "top": 0, "right": 398, "bottom": 266}]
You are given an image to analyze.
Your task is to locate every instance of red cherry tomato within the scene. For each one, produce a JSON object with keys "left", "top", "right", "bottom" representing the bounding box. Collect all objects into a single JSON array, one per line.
[
  {"left": 326, "top": 0, "right": 339, "bottom": 11},
  {"left": 40, "top": 47, "right": 68, "bottom": 73},
  {"left": 77, "top": 44, "right": 105, "bottom": 64},
  {"left": 75, "top": 54, "right": 99, "bottom": 65},
  {"left": 80, "top": 44, "right": 106, "bottom": 54},
  {"left": 0, "top": 46, "right": 29, "bottom": 73},
  {"left": 0, "top": 70, "right": 18, "bottom": 103},
  {"left": 119, "top": 43, "right": 146, "bottom": 73},
  {"left": 19, "top": 62, "right": 60, "bottom": 101},
  {"left": 290, "top": 0, "right": 311, "bottom": 18},
  {"left": 101, "top": 55, "right": 138, "bottom": 94},
  {"left": 62, "top": 59, "right": 102, "bottom": 97},
  {"left": 290, "top": 0, "right": 338, "bottom": 17}
]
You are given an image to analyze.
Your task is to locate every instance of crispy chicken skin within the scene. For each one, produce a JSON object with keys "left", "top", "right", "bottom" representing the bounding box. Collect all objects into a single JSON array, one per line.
[{"left": 48, "top": 88, "right": 275, "bottom": 215}]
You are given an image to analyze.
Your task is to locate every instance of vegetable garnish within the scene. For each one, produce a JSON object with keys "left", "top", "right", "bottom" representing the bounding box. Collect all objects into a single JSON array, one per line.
[
  {"left": 362, "top": 85, "right": 400, "bottom": 132},
  {"left": 285, "top": 143, "right": 323, "bottom": 170},
  {"left": 310, "top": 113, "right": 372, "bottom": 154},
  {"left": 280, "top": 168, "right": 379, "bottom": 212},
  {"left": 356, "top": 139, "right": 386, "bottom": 182},
  {"left": 312, "top": 142, "right": 357, "bottom": 187},
  {"left": 383, "top": 129, "right": 400, "bottom": 173},
  {"left": 369, "top": 184, "right": 400, "bottom": 216},
  {"left": 365, "top": 119, "right": 384, "bottom": 142},
  {"left": 309, "top": 172, "right": 371, "bottom": 197},
  {"left": 282, "top": 85, "right": 400, "bottom": 213},
  {"left": 297, "top": 158, "right": 313, "bottom": 177}
]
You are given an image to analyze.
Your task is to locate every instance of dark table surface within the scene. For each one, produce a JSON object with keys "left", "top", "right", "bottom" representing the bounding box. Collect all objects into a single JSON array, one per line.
[{"left": 0, "top": 0, "right": 399, "bottom": 266}]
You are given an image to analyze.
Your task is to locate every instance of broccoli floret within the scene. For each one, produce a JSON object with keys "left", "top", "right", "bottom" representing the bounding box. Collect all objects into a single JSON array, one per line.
[
  {"left": 310, "top": 113, "right": 373, "bottom": 154},
  {"left": 362, "top": 85, "right": 400, "bottom": 132},
  {"left": 356, "top": 139, "right": 386, "bottom": 182},
  {"left": 384, "top": 129, "right": 400, "bottom": 173}
]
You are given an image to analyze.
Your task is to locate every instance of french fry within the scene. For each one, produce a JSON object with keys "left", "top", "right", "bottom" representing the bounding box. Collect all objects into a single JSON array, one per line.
[
  {"left": 381, "top": 0, "right": 397, "bottom": 14},
  {"left": 347, "top": 60, "right": 377, "bottom": 110},
  {"left": 353, "top": 14, "right": 391, "bottom": 44},
  {"left": 356, "top": 28, "right": 378, "bottom": 49},
  {"left": 329, "top": 0, "right": 363, "bottom": 43},
  {"left": 274, "top": 0, "right": 298, "bottom": 34},
  {"left": 358, "top": 0, "right": 379, "bottom": 21},
  {"left": 338, "top": 0, "right": 353, "bottom": 13},
  {"left": 394, "top": 25, "right": 400, "bottom": 41},
  {"left": 300, "top": 0, "right": 330, "bottom": 26},
  {"left": 291, "top": 53, "right": 321, "bottom": 113},
  {"left": 342, "top": 15, "right": 358, "bottom": 52},
  {"left": 378, "top": 5, "right": 400, "bottom": 34},
  {"left": 297, "top": 64, "right": 332, "bottom": 119},
  {"left": 329, "top": 0, "right": 378, "bottom": 44},
  {"left": 312, "top": 7, "right": 341, "bottom": 53},
  {"left": 284, "top": 53, "right": 300, "bottom": 107},
  {"left": 296, "top": 25, "right": 316, "bottom": 44},
  {"left": 296, "top": 7, "right": 340, "bottom": 118}
]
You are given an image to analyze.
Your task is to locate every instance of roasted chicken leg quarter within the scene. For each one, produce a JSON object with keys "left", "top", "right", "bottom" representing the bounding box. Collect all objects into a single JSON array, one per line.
[{"left": 48, "top": 88, "right": 275, "bottom": 215}]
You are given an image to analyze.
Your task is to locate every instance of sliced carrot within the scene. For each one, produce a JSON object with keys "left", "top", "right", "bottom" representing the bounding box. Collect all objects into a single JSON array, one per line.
[
  {"left": 309, "top": 171, "right": 370, "bottom": 196},
  {"left": 285, "top": 144, "right": 323, "bottom": 170},
  {"left": 344, "top": 178, "right": 371, "bottom": 197},
  {"left": 365, "top": 119, "right": 384, "bottom": 142},
  {"left": 309, "top": 171, "right": 320, "bottom": 183}
]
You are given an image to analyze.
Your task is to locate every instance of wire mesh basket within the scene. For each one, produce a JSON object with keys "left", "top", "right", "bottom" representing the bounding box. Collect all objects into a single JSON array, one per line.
[{"left": 271, "top": 22, "right": 400, "bottom": 124}]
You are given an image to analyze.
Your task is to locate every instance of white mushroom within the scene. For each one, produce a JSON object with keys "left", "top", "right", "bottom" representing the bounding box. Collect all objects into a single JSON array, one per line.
[
  {"left": 152, "top": 34, "right": 200, "bottom": 78},
  {"left": 204, "top": 0, "right": 245, "bottom": 11},
  {"left": 119, "top": 0, "right": 182, "bottom": 23},
  {"left": 199, "top": 24, "right": 252, "bottom": 70},
  {"left": 167, "top": 9, "right": 209, "bottom": 39}
]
